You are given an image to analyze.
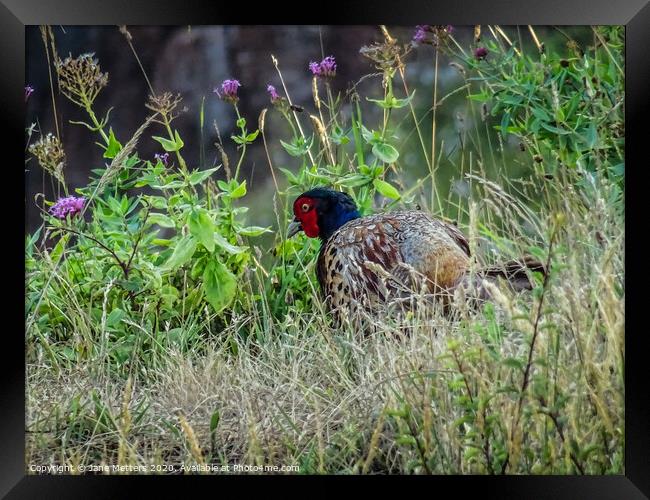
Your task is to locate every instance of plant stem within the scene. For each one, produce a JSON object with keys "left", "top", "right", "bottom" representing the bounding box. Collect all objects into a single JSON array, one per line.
[
  {"left": 234, "top": 105, "right": 247, "bottom": 181},
  {"left": 431, "top": 48, "right": 439, "bottom": 213}
]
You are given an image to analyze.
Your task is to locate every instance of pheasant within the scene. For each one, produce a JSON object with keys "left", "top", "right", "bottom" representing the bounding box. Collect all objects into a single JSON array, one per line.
[{"left": 287, "top": 187, "right": 545, "bottom": 317}]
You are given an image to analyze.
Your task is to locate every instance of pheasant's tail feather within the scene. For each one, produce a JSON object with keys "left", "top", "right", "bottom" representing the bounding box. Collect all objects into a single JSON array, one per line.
[{"left": 482, "top": 256, "right": 547, "bottom": 291}]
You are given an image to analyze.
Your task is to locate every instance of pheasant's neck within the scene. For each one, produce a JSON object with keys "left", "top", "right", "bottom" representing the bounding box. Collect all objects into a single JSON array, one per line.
[{"left": 319, "top": 205, "right": 360, "bottom": 242}]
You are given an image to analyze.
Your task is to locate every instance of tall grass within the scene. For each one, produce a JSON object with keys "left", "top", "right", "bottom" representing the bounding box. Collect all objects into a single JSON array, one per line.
[{"left": 25, "top": 25, "right": 624, "bottom": 474}]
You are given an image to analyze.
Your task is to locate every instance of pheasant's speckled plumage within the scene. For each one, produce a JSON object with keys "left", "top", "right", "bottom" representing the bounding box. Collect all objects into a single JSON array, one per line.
[
  {"left": 316, "top": 211, "right": 470, "bottom": 312},
  {"left": 288, "top": 187, "right": 544, "bottom": 318}
]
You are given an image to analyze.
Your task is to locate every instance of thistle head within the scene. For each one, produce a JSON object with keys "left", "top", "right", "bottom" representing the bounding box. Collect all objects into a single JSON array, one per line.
[
  {"left": 214, "top": 79, "right": 241, "bottom": 103},
  {"left": 309, "top": 56, "right": 337, "bottom": 79},
  {"left": 49, "top": 196, "right": 86, "bottom": 219}
]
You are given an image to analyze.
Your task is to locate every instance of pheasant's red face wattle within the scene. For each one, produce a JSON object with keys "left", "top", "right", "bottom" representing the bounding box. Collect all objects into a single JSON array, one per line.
[{"left": 293, "top": 196, "right": 320, "bottom": 238}]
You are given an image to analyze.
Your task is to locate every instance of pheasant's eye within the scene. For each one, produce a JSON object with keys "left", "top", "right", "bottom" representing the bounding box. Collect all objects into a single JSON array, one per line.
[{"left": 301, "top": 203, "right": 310, "bottom": 212}]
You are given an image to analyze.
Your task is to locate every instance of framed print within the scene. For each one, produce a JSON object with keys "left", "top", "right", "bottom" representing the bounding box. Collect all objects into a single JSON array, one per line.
[{"left": 2, "top": 0, "right": 649, "bottom": 497}]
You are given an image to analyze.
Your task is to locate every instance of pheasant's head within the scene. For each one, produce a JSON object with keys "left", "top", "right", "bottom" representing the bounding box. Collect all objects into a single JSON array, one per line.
[{"left": 287, "top": 187, "right": 360, "bottom": 241}]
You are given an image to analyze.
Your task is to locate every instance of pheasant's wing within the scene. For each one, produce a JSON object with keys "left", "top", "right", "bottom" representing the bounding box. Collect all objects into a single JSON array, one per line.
[
  {"left": 439, "top": 219, "right": 470, "bottom": 257},
  {"left": 318, "top": 215, "right": 408, "bottom": 310},
  {"left": 392, "top": 212, "right": 471, "bottom": 291}
]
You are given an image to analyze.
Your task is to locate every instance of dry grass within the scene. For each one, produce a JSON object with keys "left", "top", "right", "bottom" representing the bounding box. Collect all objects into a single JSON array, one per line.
[{"left": 26, "top": 169, "right": 624, "bottom": 474}]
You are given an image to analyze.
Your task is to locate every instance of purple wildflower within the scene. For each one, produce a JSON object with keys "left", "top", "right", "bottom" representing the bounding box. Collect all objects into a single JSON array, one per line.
[
  {"left": 267, "top": 84, "right": 281, "bottom": 103},
  {"left": 214, "top": 79, "right": 241, "bottom": 103},
  {"left": 49, "top": 196, "right": 86, "bottom": 219},
  {"left": 154, "top": 152, "right": 169, "bottom": 166},
  {"left": 25, "top": 85, "right": 34, "bottom": 102},
  {"left": 309, "top": 56, "right": 336, "bottom": 79},
  {"left": 413, "top": 25, "right": 429, "bottom": 44},
  {"left": 413, "top": 25, "right": 453, "bottom": 46},
  {"left": 309, "top": 61, "right": 322, "bottom": 77},
  {"left": 319, "top": 56, "right": 337, "bottom": 77},
  {"left": 474, "top": 47, "right": 489, "bottom": 60}
]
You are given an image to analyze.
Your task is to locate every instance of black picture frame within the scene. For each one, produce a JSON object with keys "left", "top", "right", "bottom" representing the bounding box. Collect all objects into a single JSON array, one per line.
[{"left": 3, "top": 1, "right": 648, "bottom": 497}]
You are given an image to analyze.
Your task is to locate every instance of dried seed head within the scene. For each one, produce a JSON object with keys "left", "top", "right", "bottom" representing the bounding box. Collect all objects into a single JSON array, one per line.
[
  {"left": 28, "top": 132, "right": 66, "bottom": 185},
  {"left": 146, "top": 92, "right": 183, "bottom": 118},
  {"left": 474, "top": 25, "right": 482, "bottom": 43},
  {"left": 119, "top": 25, "right": 133, "bottom": 42},
  {"left": 359, "top": 39, "right": 411, "bottom": 74},
  {"left": 312, "top": 76, "right": 321, "bottom": 110},
  {"left": 56, "top": 53, "right": 108, "bottom": 107}
]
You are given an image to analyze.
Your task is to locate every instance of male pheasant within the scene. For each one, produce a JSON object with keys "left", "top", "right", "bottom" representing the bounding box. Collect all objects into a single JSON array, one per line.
[{"left": 287, "top": 187, "right": 545, "bottom": 317}]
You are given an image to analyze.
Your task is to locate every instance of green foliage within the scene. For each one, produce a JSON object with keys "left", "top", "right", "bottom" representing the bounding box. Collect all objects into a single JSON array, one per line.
[{"left": 465, "top": 26, "right": 624, "bottom": 195}]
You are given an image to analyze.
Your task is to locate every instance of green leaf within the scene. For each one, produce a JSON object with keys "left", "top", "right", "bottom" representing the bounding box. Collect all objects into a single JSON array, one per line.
[
  {"left": 103, "top": 128, "right": 123, "bottom": 159},
  {"left": 245, "top": 130, "right": 260, "bottom": 143},
  {"left": 366, "top": 96, "right": 394, "bottom": 109},
  {"left": 151, "top": 179, "right": 187, "bottom": 190},
  {"left": 210, "top": 410, "right": 220, "bottom": 434},
  {"left": 330, "top": 125, "right": 349, "bottom": 145},
  {"left": 152, "top": 133, "right": 182, "bottom": 152},
  {"left": 174, "top": 130, "right": 184, "bottom": 150},
  {"left": 162, "top": 234, "right": 197, "bottom": 271},
  {"left": 278, "top": 167, "right": 299, "bottom": 185},
  {"left": 237, "top": 225, "right": 271, "bottom": 237},
  {"left": 148, "top": 213, "right": 176, "bottom": 228},
  {"left": 338, "top": 174, "right": 372, "bottom": 188},
  {"left": 188, "top": 209, "right": 216, "bottom": 252},
  {"left": 500, "top": 110, "right": 511, "bottom": 139},
  {"left": 160, "top": 285, "right": 180, "bottom": 309},
  {"left": 202, "top": 260, "right": 237, "bottom": 313},
  {"left": 502, "top": 357, "right": 525, "bottom": 371},
  {"left": 213, "top": 232, "right": 247, "bottom": 254},
  {"left": 531, "top": 106, "right": 552, "bottom": 121},
  {"left": 468, "top": 91, "right": 490, "bottom": 102},
  {"left": 396, "top": 435, "right": 417, "bottom": 447},
  {"left": 500, "top": 94, "right": 523, "bottom": 106},
  {"left": 583, "top": 123, "right": 598, "bottom": 149},
  {"left": 367, "top": 91, "right": 416, "bottom": 109},
  {"left": 190, "top": 256, "right": 207, "bottom": 280},
  {"left": 280, "top": 136, "right": 313, "bottom": 157},
  {"left": 107, "top": 196, "right": 124, "bottom": 215},
  {"left": 372, "top": 142, "right": 399, "bottom": 163},
  {"left": 188, "top": 167, "right": 219, "bottom": 185},
  {"left": 360, "top": 125, "right": 377, "bottom": 144},
  {"left": 373, "top": 178, "right": 401, "bottom": 200},
  {"left": 106, "top": 308, "right": 125, "bottom": 328},
  {"left": 391, "top": 91, "right": 416, "bottom": 108},
  {"left": 228, "top": 180, "right": 247, "bottom": 199},
  {"left": 540, "top": 122, "right": 571, "bottom": 135}
]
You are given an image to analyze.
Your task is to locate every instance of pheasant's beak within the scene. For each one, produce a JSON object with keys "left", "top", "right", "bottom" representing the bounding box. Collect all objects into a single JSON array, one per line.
[{"left": 287, "top": 218, "right": 303, "bottom": 238}]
